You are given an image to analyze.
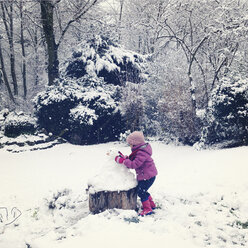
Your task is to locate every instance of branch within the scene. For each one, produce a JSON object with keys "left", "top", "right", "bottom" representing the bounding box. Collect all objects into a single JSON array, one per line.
[
  {"left": 163, "top": 21, "right": 192, "bottom": 62},
  {"left": 54, "top": 3, "right": 63, "bottom": 33},
  {"left": 211, "top": 57, "right": 228, "bottom": 91},
  {"left": 194, "top": 56, "right": 208, "bottom": 104},
  {"left": 49, "top": 0, "right": 62, "bottom": 7},
  {"left": 57, "top": 0, "right": 98, "bottom": 47},
  {"left": 188, "top": 36, "right": 208, "bottom": 74},
  {"left": 0, "top": 3, "right": 11, "bottom": 40},
  {"left": 54, "top": 0, "right": 62, "bottom": 4},
  {"left": 228, "top": 42, "right": 239, "bottom": 67}
]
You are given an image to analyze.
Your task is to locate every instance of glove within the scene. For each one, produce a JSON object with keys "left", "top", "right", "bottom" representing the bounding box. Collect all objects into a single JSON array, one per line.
[{"left": 115, "top": 156, "right": 125, "bottom": 164}]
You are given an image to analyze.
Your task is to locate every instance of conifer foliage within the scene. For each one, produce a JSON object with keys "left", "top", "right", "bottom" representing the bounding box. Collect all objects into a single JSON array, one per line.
[
  {"left": 64, "top": 36, "right": 144, "bottom": 86},
  {"left": 34, "top": 36, "right": 144, "bottom": 144},
  {"left": 200, "top": 76, "right": 248, "bottom": 147}
]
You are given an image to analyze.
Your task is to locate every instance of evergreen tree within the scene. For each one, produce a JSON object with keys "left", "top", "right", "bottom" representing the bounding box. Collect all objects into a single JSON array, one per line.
[
  {"left": 34, "top": 36, "right": 145, "bottom": 144},
  {"left": 200, "top": 75, "right": 248, "bottom": 148}
]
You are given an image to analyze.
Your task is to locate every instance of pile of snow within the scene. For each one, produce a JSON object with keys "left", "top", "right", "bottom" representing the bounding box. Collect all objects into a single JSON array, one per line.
[
  {"left": 87, "top": 148, "right": 137, "bottom": 193},
  {"left": 0, "top": 142, "right": 248, "bottom": 248}
]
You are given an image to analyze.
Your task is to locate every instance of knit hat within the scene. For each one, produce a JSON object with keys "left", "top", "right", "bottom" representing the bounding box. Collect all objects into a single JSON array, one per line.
[{"left": 126, "top": 131, "right": 145, "bottom": 146}]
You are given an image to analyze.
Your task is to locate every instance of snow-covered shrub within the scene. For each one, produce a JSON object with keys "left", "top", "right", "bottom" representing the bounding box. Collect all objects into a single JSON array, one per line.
[
  {"left": 34, "top": 36, "right": 146, "bottom": 145},
  {"left": 45, "top": 188, "right": 72, "bottom": 210},
  {"left": 3, "top": 112, "right": 37, "bottom": 138},
  {"left": 34, "top": 76, "right": 124, "bottom": 145},
  {"left": 62, "top": 35, "right": 145, "bottom": 86},
  {"left": 200, "top": 76, "right": 248, "bottom": 147}
]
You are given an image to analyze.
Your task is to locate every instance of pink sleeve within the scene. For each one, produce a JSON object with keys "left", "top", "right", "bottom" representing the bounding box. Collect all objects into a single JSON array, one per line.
[{"left": 123, "top": 151, "right": 147, "bottom": 169}]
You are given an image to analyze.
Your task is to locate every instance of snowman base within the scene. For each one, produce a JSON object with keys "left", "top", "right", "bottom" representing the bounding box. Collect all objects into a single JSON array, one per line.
[{"left": 89, "top": 187, "right": 137, "bottom": 214}]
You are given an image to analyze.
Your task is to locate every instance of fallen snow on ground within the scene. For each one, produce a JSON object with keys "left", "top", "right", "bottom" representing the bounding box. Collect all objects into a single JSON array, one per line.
[{"left": 0, "top": 142, "right": 248, "bottom": 248}]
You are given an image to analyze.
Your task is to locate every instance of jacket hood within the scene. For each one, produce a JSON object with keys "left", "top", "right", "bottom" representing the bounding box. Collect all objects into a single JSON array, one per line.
[{"left": 132, "top": 143, "right": 152, "bottom": 156}]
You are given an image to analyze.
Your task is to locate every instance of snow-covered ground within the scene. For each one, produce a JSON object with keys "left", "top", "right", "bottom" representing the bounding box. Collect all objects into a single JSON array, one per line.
[{"left": 0, "top": 142, "right": 248, "bottom": 248}]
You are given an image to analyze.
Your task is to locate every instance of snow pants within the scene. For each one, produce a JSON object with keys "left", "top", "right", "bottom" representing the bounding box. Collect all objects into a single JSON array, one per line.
[{"left": 137, "top": 176, "right": 156, "bottom": 202}]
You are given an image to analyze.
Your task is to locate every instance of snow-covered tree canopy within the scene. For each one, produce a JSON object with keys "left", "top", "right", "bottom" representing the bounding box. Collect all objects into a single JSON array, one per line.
[
  {"left": 34, "top": 75, "right": 124, "bottom": 145},
  {"left": 62, "top": 35, "right": 145, "bottom": 86},
  {"left": 33, "top": 36, "right": 147, "bottom": 145},
  {"left": 200, "top": 75, "right": 248, "bottom": 148}
]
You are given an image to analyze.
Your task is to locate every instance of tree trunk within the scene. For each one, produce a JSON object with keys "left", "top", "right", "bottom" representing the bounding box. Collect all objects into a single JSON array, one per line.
[
  {"left": 20, "top": 0, "right": 27, "bottom": 99},
  {"left": 40, "top": 0, "right": 99, "bottom": 86},
  {"left": 88, "top": 187, "right": 137, "bottom": 214},
  {"left": 1, "top": 2, "right": 18, "bottom": 95},
  {"left": 40, "top": 0, "right": 59, "bottom": 86},
  {"left": 118, "top": 0, "right": 124, "bottom": 42},
  {"left": 34, "top": 32, "right": 39, "bottom": 86},
  {"left": 187, "top": 36, "right": 208, "bottom": 117},
  {"left": 0, "top": 39, "right": 15, "bottom": 103},
  {"left": 29, "top": 27, "right": 40, "bottom": 86}
]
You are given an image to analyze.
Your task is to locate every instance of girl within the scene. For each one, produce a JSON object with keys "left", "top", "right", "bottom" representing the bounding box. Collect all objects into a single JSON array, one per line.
[{"left": 115, "top": 131, "right": 158, "bottom": 216}]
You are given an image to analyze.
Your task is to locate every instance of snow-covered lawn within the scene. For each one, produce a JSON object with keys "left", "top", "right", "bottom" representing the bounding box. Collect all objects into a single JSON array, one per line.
[{"left": 0, "top": 142, "right": 248, "bottom": 248}]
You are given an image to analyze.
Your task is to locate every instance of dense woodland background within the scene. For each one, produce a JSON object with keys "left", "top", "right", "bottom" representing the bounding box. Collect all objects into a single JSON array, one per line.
[{"left": 0, "top": 0, "right": 247, "bottom": 148}]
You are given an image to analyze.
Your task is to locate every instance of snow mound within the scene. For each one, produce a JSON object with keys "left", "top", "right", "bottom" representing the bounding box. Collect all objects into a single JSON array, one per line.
[{"left": 88, "top": 148, "right": 137, "bottom": 193}]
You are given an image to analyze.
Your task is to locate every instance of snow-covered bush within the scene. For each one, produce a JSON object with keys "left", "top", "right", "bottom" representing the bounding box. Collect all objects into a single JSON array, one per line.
[
  {"left": 45, "top": 188, "right": 72, "bottom": 210},
  {"left": 34, "top": 76, "right": 124, "bottom": 145},
  {"left": 3, "top": 111, "right": 37, "bottom": 138},
  {"left": 200, "top": 76, "right": 248, "bottom": 147},
  {"left": 62, "top": 35, "right": 145, "bottom": 86},
  {"left": 34, "top": 36, "right": 147, "bottom": 145}
]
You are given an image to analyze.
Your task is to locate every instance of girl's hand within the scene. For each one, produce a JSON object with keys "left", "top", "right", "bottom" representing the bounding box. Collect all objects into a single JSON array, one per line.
[{"left": 115, "top": 156, "right": 125, "bottom": 164}]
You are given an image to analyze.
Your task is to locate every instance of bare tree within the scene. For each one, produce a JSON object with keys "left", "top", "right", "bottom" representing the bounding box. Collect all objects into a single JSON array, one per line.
[
  {"left": 40, "top": 0, "right": 58, "bottom": 86},
  {"left": 24, "top": 1, "right": 44, "bottom": 87},
  {"left": 39, "top": 0, "right": 99, "bottom": 85},
  {"left": 0, "top": 37, "right": 15, "bottom": 103},
  {"left": 117, "top": 0, "right": 124, "bottom": 41},
  {"left": 0, "top": 1, "right": 18, "bottom": 95},
  {"left": 18, "top": 0, "right": 27, "bottom": 99}
]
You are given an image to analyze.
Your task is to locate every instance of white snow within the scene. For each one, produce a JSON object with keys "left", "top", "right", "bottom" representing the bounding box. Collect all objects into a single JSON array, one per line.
[
  {"left": 0, "top": 133, "right": 47, "bottom": 144},
  {"left": 3, "top": 112, "right": 37, "bottom": 127},
  {"left": 69, "top": 104, "right": 98, "bottom": 126},
  {"left": 0, "top": 142, "right": 248, "bottom": 248},
  {"left": 196, "top": 109, "right": 206, "bottom": 119}
]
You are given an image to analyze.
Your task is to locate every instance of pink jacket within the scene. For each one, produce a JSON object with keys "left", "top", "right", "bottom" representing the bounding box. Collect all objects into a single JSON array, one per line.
[{"left": 123, "top": 143, "right": 158, "bottom": 181}]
